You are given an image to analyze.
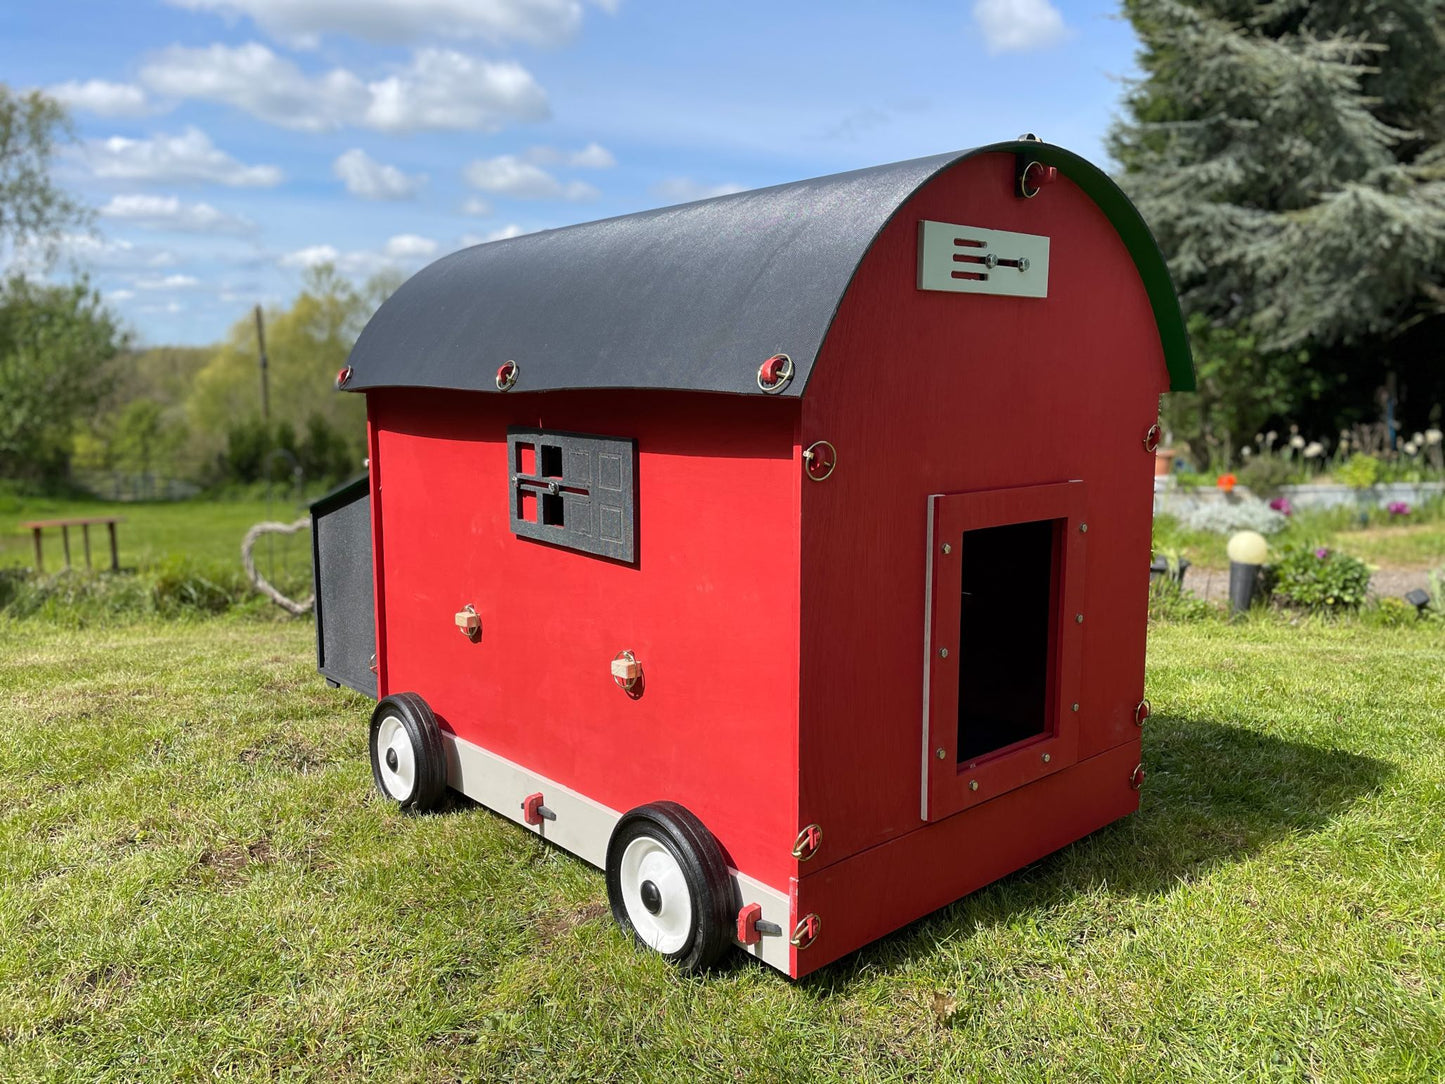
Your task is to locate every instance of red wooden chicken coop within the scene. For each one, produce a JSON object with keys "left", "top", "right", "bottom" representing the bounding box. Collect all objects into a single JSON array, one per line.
[{"left": 311, "top": 137, "right": 1195, "bottom": 978}]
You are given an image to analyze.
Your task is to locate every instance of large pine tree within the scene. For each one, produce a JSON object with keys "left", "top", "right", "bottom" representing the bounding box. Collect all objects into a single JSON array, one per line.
[{"left": 1111, "top": 0, "right": 1445, "bottom": 456}]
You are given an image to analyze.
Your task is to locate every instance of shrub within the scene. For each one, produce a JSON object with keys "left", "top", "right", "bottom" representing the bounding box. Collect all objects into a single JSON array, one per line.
[
  {"left": 1148, "top": 577, "right": 1220, "bottom": 622},
  {"left": 1334, "top": 454, "right": 1382, "bottom": 490},
  {"left": 1183, "top": 498, "right": 1289, "bottom": 535},
  {"left": 1270, "top": 546, "right": 1372, "bottom": 612},
  {"left": 1237, "top": 454, "right": 1296, "bottom": 498}
]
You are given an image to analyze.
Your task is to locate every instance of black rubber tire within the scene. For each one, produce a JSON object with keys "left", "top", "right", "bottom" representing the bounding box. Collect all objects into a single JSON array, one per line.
[
  {"left": 368, "top": 692, "right": 447, "bottom": 812},
  {"left": 605, "top": 801, "right": 736, "bottom": 972}
]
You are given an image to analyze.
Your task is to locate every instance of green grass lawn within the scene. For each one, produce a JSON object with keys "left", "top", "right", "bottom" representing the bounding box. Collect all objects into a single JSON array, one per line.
[
  {"left": 2, "top": 614, "right": 1442, "bottom": 1081},
  {"left": 0, "top": 495, "right": 316, "bottom": 573}
]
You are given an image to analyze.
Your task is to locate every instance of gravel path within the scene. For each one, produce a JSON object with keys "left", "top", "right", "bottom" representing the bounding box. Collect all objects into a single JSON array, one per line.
[{"left": 1183, "top": 565, "right": 1432, "bottom": 604}]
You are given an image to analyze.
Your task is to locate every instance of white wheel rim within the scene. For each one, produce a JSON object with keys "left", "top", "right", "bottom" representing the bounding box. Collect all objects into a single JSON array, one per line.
[
  {"left": 620, "top": 835, "right": 693, "bottom": 955},
  {"left": 376, "top": 714, "right": 416, "bottom": 801}
]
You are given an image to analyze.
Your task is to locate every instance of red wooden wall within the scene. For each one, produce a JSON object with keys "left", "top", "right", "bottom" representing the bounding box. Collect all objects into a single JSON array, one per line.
[
  {"left": 794, "top": 150, "right": 1168, "bottom": 927},
  {"left": 368, "top": 388, "right": 803, "bottom": 889}
]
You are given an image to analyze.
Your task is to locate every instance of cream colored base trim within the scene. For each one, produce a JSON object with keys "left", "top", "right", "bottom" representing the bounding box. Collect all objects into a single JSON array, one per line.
[{"left": 441, "top": 731, "right": 793, "bottom": 974}]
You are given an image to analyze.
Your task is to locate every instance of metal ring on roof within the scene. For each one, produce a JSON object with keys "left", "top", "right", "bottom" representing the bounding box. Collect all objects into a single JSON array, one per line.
[
  {"left": 757, "top": 353, "right": 794, "bottom": 393},
  {"left": 496, "top": 360, "right": 519, "bottom": 391}
]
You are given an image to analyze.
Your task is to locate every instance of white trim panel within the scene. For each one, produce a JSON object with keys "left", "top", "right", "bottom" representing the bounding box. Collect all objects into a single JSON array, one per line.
[
  {"left": 441, "top": 731, "right": 793, "bottom": 974},
  {"left": 921, "top": 494, "right": 940, "bottom": 821},
  {"left": 918, "top": 220, "right": 1050, "bottom": 298}
]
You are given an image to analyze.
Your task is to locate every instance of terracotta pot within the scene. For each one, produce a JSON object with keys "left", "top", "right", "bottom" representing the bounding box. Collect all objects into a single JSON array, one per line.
[{"left": 1154, "top": 449, "right": 1177, "bottom": 477}]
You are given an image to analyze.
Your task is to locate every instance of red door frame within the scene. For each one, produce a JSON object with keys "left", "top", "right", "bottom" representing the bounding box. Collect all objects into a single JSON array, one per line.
[{"left": 922, "top": 481, "right": 1087, "bottom": 820}]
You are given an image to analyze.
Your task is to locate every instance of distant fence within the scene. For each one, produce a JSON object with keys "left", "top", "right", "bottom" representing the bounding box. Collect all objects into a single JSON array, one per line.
[{"left": 70, "top": 470, "right": 203, "bottom": 502}]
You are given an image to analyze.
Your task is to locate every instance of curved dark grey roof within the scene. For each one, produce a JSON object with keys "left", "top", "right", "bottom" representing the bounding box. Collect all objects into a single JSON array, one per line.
[{"left": 346, "top": 142, "right": 1195, "bottom": 397}]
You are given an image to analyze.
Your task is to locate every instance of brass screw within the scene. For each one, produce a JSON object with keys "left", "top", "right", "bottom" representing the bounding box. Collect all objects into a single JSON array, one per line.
[
  {"left": 1080, "top": 523, "right": 1088, "bottom": 533},
  {"left": 969, "top": 780, "right": 979, "bottom": 792},
  {"left": 935, "top": 748, "right": 946, "bottom": 760},
  {"left": 1042, "top": 752, "right": 1051, "bottom": 763},
  {"left": 939, "top": 648, "right": 949, "bottom": 658},
  {"left": 1075, "top": 613, "right": 1084, "bottom": 624},
  {"left": 1071, "top": 703, "right": 1080, "bottom": 712},
  {"left": 941, "top": 543, "right": 952, "bottom": 555}
]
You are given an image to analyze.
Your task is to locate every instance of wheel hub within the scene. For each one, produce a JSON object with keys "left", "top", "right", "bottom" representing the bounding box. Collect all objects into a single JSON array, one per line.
[
  {"left": 385, "top": 748, "right": 398, "bottom": 770},
  {"left": 640, "top": 879, "right": 662, "bottom": 914}
]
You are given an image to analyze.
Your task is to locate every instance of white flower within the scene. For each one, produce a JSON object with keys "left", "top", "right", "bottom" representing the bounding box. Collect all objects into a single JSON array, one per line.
[
  {"left": 1404, "top": 441, "right": 1419, "bottom": 455},
  {"left": 1241, "top": 446, "right": 1253, "bottom": 457},
  {"left": 1255, "top": 433, "right": 1264, "bottom": 444},
  {"left": 1266, "top": 430, "right": 1278, "bottom": 444},
  {"left": 1290, "top": 434, "right": 1305, "bottom": 449},
  {"left": 1413, "top": 432, "right": 1425, "bottom": 444},
  {"left": 1304, "top": 442, "right": 1324, "bottom": 458},
  {"left": 1427, "top": 429, "right": 1443, "bottom": 445}
]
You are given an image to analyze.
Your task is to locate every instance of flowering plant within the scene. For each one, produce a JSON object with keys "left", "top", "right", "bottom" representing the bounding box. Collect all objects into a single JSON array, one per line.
[
  {"left": 1272, "top": 546, "right": 1371, "bottom": 611},
  {"left": 1268, "top": 496, "right": 1293, "bottom": 516},
  {"left": 1216, "top": 473, "right": 1237, "bottom": 494},
  {"left": 1387, "top": 501, "right": 1411, "bottom": 517}
]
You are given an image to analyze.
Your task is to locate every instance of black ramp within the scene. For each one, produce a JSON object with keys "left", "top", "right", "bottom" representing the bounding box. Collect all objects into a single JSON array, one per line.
[{"left": 311, "top": 476, "right": 376, "bottom": 697}]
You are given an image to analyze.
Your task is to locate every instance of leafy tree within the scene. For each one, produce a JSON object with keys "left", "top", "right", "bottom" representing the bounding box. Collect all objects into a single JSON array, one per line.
[
  {"left": 0, "top": 85, "right": 87, "bottom": 265},
  {"left": 0, "top": 275, "right": 125, "bottom": 481},
  {"left": 1112, "top": 0, "right": 1445, "bottom": 440},
  {"left": 186, "top": 264, "right": 394, "bottom": 482}
]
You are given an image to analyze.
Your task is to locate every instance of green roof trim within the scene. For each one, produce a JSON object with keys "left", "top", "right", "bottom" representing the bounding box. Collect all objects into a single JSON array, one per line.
[{"left": 999, "top": 141, "right": 1196, "bottom": 392}]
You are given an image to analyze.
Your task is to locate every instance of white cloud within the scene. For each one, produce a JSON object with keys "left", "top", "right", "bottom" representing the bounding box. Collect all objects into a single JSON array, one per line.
[
  {"left": 523, "top": 141, "right": 615, "bottom": 169},
  {"left": 365, "top": 48, "right": 548, "bottom": 132},
  {"left": 383, "top": 234, "right": 438, "bottom": 259},
  {"left": 133, "top": 273, "right": 202, "bottom": 290},
  {"left": 105, "top": 289, "right": 137, "bottom": 303},
  {"left": 333, "top": 149, "right": 425, "bottom": 199},
  {"left": 99, "top": 194, "right": 257, "bottom": 235},
  {"left": 649, "top": 177, "right": 744, "bottom": 203},
  {"left": 46, "top": 80, "right": 150, "bottom": 117},
  {"left": 464, "top": 155, "right": 597, "bottom": 200},
  {"left": 139, "top": 42, "right": 548, "bottom": 133},
  {"left": 279, "top": 235, "right": 440, "bottom": 275},
  {"left": 163, "top": 0, "right": 615, "bottom": 47},
  {"left": 52, "top": 233, "right": 178, "bottom": 270},
  {"left": 972, "top": 0, "right": 1069, "bottom": 54},
  {"left": 86, "top": 127, "right": 283, "bottom": 186},
  {"left": 461, "top": 197, "right": 494, "bottom": 217}
]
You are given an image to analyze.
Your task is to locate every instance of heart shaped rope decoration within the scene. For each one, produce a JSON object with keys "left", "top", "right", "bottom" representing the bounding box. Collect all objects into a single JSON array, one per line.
[{"left": 242, "top": 518, "right": 315, "bottom": 616}]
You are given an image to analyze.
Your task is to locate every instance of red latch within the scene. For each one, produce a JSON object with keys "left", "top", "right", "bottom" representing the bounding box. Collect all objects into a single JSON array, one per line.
[
  {"left": 521, "top": 792, "right": 555, "bottom": 825},
  {"left": 737, "top": 902, "right": 763, "bottom": 945},
  {"left": 1025, "top": 162, "right": 1058, "bottom": 191}
]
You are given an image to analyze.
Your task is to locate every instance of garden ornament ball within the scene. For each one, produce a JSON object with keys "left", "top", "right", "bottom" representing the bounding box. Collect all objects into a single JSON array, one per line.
[
  {"left": 1226, "top": 531, "right": 1269, "bottom": 565},
  {"left": 1227, "top": 530, "right": 1269, "bottom": 613}
]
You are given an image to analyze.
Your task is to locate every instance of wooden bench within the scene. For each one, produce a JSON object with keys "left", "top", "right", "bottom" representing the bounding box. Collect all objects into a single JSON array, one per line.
[{"left": 20, "top": 517, "right": 124, "bottom": 572}]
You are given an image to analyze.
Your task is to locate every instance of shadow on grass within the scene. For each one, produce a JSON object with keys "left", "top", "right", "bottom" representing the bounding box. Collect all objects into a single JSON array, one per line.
[{"left": 803, "top": 715, "right": 1393, "bottom": 988}]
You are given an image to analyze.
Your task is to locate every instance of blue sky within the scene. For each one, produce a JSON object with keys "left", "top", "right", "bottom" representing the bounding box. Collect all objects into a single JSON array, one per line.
[{"left": 3, "top": 0, "right": 1143, "bottom": 346}]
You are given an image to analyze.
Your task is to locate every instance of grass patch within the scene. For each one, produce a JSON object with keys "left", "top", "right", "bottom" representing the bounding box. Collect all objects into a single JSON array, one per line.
[
  {"left": 0, "top": 495, "right": 314, "bottom": 574},
  {"left": 1, "top": 618, "right": 1442, "bottom": 1080}
]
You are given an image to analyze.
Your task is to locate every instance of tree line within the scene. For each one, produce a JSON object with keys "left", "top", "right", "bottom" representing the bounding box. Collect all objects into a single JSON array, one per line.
[{"left": 3, "top": 0, "right": 1443, "bottom": 488}]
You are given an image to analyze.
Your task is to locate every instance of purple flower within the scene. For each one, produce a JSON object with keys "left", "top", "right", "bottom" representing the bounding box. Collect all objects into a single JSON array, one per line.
[
  {"left": 1387, "top": 501, "right": 1410, "bottom": 516},
  {"left": 1314, "top": 547, "right": 1330, "bottom": 560},
  {"left": 1269, "top": 497, "right": 1293, "bottom": 516}
]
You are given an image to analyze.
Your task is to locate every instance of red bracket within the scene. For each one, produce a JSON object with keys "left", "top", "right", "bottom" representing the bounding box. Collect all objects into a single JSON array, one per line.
[
  {"left": 736, "top": 902, "right": 763, "bottom": 945},
  {"left": 521, "top": 792, "right": 555, "bottom": 825}
]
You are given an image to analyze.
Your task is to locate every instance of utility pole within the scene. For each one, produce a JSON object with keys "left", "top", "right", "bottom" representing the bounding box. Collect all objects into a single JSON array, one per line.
[{"left": 255, "top": 304, "right": 270, "bottom": 424}]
